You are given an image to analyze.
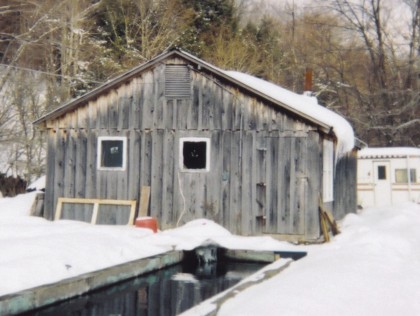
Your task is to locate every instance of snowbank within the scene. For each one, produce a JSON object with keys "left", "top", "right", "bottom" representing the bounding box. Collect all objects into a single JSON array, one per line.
[
  {"left": 0, "top": 194, "right": 291, "bottom": 296},
  {"left": 1, "top": 193, "right": 420, "bottom": 316},
  {"left": 186, "top": 203, "right": 420, "bottom": 316}
]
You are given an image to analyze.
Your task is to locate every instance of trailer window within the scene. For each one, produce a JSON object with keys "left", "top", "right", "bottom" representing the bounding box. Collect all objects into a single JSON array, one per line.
[
  {"left": 377, "top": 166, "right": 386, "bottom": 180},
  {"left": 97, "top": 136, "right": 127, "bottom": 170},
  {"left": 395, "top": 169, "right": 417, "bottom": 183},
  {"left": 180, "top": 138, "right": 210, "bottom": 172}
]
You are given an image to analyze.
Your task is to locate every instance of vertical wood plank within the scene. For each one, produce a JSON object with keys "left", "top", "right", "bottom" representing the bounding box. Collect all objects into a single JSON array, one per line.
[
  {"left": 201, "top": 79, "right": 213, "bottom": 130},
  {"left": 213, "top": 87, "right": 223, "bottom": 130},
  {"left": 267, "top": 132, "right": 279, "bottom": 233},
  {"left": 98, "top": 94, "right": 109, "bottom": 129},
  {"left": 177, "top": 99, "right": 189, "bottom": 130},
  {"left": 45, "top": 129, "right": 57, "bottom": 220},
  {"left": 154, "top": 65, "right": 165, "bottom": 129},
  {"left": 229, "top": 131, "right": 242, "bottom": 234},
  {"left": 150, "top": 130, "right": 164, "bottom": 223},
  {"left": 118, "top": 93, "right": 131, "bottom": 130},
  {"left": 292, "top": 136, "right": 307, "bottom": 235},
  {"left": 85, "top": 129, "right": 97, "bottom": 199},
  {"left": 305, "top": 132, "right": 322, "bottom": 238},
  {"left": 128, "top": 130, "right": 141, "bottom": 203},
  {"left": 197, "top": 75, "right": 203, "bottom": 130},
  {"left": 130, "top": 77, "right": 143, "bottom": 129},
  {"left": 221, "top": 131, "right": 231, "bottom": 230},
  {"left": 142, "top": 72, "right": 155, "bottom": 129},
  {"left": 255, "top": 132, "right": 267, "bottom": 233},
  {"left": 62, "top": 129, "right": 76, "bottom": 219},
  {"left": 221, "top": 89, "right": 233, "bottom": 130},
  {"left": 88, "top": 100, "right": 97, "bottom": 129},
  {"left": 109, "top": 90, "right": 119, "bottom": 129},
  {"left": 75, "top": 129, "right": 87, "bottom": 199},
  {"left": 241, "top": 131, "right": 254, "bottom": 235},
  {"left": 189, "top": 73, "right": 200, "bottom": 130},
  {"left": 208, "top": 131, "right": 222, "bottom": 223},
  {"left": 165, "top": 99, "right": 174, "bottom": 129}
]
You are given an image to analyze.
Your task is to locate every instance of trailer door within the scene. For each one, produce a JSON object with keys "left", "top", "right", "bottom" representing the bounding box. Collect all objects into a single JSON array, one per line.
[{"left": 373, "top": 161, "right": 392, "bottom": 206}]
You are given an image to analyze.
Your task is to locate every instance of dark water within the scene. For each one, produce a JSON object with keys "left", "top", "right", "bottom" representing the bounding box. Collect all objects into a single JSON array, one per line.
[{"left": 21, "top": 260, "right": 265, "bottom": 316}]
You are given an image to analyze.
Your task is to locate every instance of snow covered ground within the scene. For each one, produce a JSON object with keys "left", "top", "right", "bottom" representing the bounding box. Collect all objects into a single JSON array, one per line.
[{"left": 1, "top": 192, "right": 420, "bottom": 315}]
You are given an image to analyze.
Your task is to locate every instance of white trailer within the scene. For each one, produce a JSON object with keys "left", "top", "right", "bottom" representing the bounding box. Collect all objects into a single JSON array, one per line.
[{"left": 357, "top": 147, "right": 420, "bottom": 208}]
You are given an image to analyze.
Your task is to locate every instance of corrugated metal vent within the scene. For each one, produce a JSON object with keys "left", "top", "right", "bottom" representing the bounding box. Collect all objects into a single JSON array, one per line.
[{"left": 165, "top": 65, "right": 191, "bottom": 98}]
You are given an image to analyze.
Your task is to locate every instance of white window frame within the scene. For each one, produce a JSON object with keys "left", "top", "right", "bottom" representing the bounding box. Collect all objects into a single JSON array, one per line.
[
  {"left": 395, "top": 168, "right": 417, "bottom": 183},
  {"left": 179, "top": 137, "right": 211, "bottom": 172},
  {"left": 323, "top": 140, "right": 334, "bottom": 202},
  {"left": 97, "top": 136, "right": 127, "bottom": 171}
]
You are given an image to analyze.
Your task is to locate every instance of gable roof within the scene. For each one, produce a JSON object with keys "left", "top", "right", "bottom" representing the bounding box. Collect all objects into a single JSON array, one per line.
[{"left": 34, "top": 49, "right": 354, "bottom": 154}]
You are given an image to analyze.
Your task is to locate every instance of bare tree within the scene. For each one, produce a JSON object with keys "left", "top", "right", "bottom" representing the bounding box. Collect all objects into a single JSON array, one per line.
[
  {"left": 309, "top": 0, "right": 420, "bottom": 146},
  {"left": 0, "top": 0, "right": 103, "bottom": 180}
]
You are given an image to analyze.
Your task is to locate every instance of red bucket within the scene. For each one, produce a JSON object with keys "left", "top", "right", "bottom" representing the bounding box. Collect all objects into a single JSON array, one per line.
[{"left": 135, "top": 217, "right": 158, "bottom": 233}]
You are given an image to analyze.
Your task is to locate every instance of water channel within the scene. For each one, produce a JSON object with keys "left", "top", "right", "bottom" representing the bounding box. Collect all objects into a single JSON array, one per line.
[{"left": 19, "top": 253, "right": 266, "bottom": 316}]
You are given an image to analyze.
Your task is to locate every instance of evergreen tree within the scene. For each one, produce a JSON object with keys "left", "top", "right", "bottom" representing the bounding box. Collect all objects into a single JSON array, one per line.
[{"left": 177, "top": 0, "right": 239, "bottom": 56}]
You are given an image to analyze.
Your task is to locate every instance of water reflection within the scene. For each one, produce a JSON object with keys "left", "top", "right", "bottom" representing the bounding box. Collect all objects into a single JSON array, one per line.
[{"left": 20, "top": 261, "right": 264, "bottom": 316}]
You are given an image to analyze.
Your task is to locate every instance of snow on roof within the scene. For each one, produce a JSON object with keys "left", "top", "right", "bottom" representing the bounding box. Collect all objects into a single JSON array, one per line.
[
  {"left": 358, "top": 147, "right": 420, "bottom": 159},
  {"left": 224, "top": 71, "right": 355, "bottom": 156}
]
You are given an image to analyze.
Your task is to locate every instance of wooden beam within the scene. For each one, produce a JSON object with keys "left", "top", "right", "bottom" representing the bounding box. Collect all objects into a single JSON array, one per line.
[
  {"left": 318, "top": 197, "right": 340, "bottom": 242},
  {"left": 319, "top": 209, "right": 330, "bottom": 242}
]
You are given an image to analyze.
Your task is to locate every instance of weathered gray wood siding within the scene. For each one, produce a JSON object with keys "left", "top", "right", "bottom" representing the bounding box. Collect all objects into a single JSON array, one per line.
[
  {"left": 44, "top": 58, "right": 324, "bottom": 237},
  {"left": 333, "top": 149, "right": 357, "bottom": 219}
]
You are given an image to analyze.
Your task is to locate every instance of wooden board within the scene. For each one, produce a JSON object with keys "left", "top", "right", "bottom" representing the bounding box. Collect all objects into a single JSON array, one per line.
[
  {"left": 138, "top": 186, "right": 151, "bottom": 217},
  {"left": 55, "top": 197, "right": 137, "bottom": 225}
]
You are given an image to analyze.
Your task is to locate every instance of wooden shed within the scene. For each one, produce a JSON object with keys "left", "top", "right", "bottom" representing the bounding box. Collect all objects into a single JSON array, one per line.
[{"left": 34, "top": 49, "right": 357, "bottom": 241}]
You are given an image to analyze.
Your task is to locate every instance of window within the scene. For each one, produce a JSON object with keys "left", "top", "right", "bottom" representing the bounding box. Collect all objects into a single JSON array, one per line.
[
  {"left": 377, "top": 166, "right": 386, "bottom": 180},
  {"left": 97, "top": 136, "right": 127, "bottom": 170},
  {"left": 395, "top": 169, "right": 417, "bottom": 183},
  {"left": 323, "top": 140, "right": 334, "bottom": 202},
  {"left": 180, "top": 137, "right": 210, "bottom": 172}
]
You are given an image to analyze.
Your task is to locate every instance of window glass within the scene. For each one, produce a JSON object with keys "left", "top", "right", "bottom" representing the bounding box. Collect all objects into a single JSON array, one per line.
[
  {"left": 180, "top": 138, "right": 210, "bottom": 172},
  {"left": 377, "top": 166, "right": 386, "bottom": 180},
  {"left": 183, "top": 142, "right": 207, "bottom": 169},
  {"left": 395, "top": 169, "right": 417, "bottom": 183},
  {"left": 411, "top": 169, "right": 417, "bottom": 183},
  {"left": 98, "top": 137, "right": 126, "bottom": 170}
]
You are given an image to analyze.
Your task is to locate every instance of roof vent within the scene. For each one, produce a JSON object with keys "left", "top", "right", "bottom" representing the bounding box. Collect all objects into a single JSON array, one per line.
[{"left": 165, "top": 65, "right": 191, "bottom": 98}]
